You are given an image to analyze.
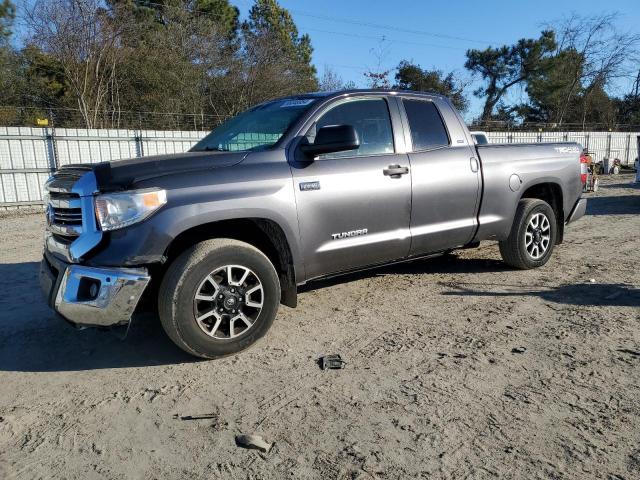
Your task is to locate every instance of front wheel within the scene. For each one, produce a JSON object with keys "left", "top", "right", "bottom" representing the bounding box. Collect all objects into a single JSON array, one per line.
[
  {"left": 158, "top": 239, "right": 281, "bottom": 359},
  {"left": 499, "top": 199, "right": 557, "bottom": 270}
]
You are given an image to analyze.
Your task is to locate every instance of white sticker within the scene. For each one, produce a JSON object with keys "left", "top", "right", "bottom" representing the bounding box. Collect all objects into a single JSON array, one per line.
[
  {"left": 280, "top": 99, "right": 314, "bottom": 108},
  {"left": 554, "top": 146, "right": 580, "bottom": 154}
]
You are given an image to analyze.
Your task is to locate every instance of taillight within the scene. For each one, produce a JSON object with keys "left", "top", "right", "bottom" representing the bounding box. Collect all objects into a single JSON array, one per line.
[{"left": 580, "top": 155, "right": 588, "bottom": 185}]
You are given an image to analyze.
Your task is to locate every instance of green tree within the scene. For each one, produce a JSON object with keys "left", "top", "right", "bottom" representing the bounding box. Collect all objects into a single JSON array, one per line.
[
  {"left": 0, "top": 0, "right": 17, "bottom": 123},
  {"left": 15, "top": 0, "right": 323, "bottom": 129},
  {"left": 0, "top": 0, "right": 14, "bottom": 40},
  {"left": 520, "top": 48, "right": 584, "bottom": 123},
  {"left": 1, "top": 45, "right": 75, "bottom": 126},
  {"left": 105, "top": 0, "right": 240, "bottom": 129},
  {"left": 394, "top": 60, "right": 468, "bottom": 112},
  {"left": 465, "top": 31, "right": 556, "bottom": 121},
  {"left": 109, "top": 0, "right": 239, "bottom": 37},
  {"left": 517, "top": 14, "right": 639, "bottom": 128},
  {"left": 615, "top": 94, "right": 640, "bottom": 127},
  {"left": 243, "top": 0, "right": 317, "bottom": 90},
  {"left": 196, "top": 0, "right": 239, "bottom": 38}
]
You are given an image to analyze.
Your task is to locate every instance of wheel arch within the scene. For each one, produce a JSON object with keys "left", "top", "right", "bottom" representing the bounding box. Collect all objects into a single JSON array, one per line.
[
  {"left": 518, "top": 182, "right": 565, "bottom": 244},
  {"left": 161, "top": 218, "right": 298, "bottom": 308}
]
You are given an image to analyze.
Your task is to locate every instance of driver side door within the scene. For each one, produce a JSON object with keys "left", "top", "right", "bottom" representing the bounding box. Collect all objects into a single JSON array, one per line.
[{"left": 290, "top": 96, "right": 412, "bottom": 281}]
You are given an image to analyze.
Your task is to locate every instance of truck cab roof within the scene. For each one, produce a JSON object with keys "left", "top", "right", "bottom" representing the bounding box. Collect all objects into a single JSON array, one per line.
[{"left": 283, "top": 89, "right": 449, "bottom": 101}]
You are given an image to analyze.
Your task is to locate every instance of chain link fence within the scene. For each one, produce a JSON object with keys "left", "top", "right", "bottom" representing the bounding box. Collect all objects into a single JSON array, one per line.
[{"left": 0, "top": 107, "right": 227, "bottom": 132}]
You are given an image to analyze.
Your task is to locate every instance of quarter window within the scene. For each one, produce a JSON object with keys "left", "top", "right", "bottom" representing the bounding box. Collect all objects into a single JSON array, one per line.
[
  {"left": 403, "top": 99, "right": 449, "bottom": 151},
  {"left": 310, "top": 98, "right": 395, "bottom": 159}
]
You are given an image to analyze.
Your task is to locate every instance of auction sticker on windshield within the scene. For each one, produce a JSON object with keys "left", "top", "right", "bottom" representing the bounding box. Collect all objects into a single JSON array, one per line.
[{"left": 280, "top": 99, "right": 315, "bottom": 108}]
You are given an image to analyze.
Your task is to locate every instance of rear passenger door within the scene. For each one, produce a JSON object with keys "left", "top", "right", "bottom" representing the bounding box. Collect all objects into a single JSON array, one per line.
[{"left": 401, "top": 97, "right": 481, "bottom": 255}]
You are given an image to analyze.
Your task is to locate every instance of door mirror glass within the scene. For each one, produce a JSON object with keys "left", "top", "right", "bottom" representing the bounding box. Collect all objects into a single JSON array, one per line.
[{"left": 301, "top": 124, "right": 360, "bottom": 157}]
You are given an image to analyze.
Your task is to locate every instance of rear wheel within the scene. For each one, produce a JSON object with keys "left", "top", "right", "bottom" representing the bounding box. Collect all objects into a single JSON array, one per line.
[
  {"left": 159, "top": 239, "right": 280, "bottom": 359},
  {"left": 499, "top": 199, "right": 557, "bottom": 270}
]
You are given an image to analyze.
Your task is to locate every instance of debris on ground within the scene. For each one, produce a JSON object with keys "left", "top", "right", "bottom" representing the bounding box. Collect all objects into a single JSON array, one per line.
[
  {"left": 317, "top": 354, "right": 346, "bottom": 370},
  {"left": 235, "top": 434, "right": 273, "bottom": 453},
  {"left": 173, "top": 413, "right": 218, "bottom": 421},
  {"left": 617, "top": 349, "right": 640, "bottom": 357},
  {"left": 511, "top": 347, "right": 527, "bottom": 354}
]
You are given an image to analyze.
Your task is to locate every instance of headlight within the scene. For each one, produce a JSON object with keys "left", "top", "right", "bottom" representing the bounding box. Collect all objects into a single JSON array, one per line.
[{"left": 94, "top": 188, "right": 167, "bottom": 231}]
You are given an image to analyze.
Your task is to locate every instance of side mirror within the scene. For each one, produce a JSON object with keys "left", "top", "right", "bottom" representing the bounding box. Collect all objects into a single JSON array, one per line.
[{"left": 300, "top": 124, "right": 360, "bottom": 157}]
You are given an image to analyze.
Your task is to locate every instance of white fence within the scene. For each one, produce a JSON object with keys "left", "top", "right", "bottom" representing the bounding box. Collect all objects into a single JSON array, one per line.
[
  {"left": 485, "top": 131, "right": 640, "bottom": 167},
  {"left": 0, "top": 127, "right": 206, "bottom": 208},
  {"left": 1, "top": 127, "right": 638, "bottom": 208}
]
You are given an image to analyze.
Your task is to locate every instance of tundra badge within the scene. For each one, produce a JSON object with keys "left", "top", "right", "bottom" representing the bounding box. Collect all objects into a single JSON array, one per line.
[{"left": 331, "top": 229, "right": 368, "bottom": 240}]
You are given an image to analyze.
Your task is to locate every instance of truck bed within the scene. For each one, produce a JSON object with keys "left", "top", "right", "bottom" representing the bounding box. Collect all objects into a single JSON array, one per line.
[{"left": 473, "top": 142, "right": 583, "bottom": 242}]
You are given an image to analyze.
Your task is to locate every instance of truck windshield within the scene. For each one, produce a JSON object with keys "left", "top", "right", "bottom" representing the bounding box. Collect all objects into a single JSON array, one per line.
[{"left": 191, "top": 98, "right": 319, "bottom": 153}]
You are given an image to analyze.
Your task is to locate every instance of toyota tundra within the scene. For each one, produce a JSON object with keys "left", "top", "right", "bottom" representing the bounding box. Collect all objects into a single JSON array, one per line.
[{"left": 40, "top": 90, "right": 587, "bottom": 358}]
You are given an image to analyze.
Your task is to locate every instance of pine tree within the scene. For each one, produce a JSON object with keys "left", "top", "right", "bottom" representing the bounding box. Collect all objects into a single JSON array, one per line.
[{"left": 243, "top": 0, "right": 317, "bottom": 89}]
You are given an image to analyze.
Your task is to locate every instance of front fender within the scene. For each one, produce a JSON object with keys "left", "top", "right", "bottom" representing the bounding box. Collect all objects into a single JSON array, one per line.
[{"left": 85, "top": 159, "right": 304, "bottom": 279}]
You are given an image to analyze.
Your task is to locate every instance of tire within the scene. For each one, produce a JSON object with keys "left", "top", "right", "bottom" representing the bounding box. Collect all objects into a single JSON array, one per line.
[
  {"left": 158, "top": 239, "right": 281, "bottom": 359},
  {"left": 499, "top": 199, "right": 557, "bottom": 270}
]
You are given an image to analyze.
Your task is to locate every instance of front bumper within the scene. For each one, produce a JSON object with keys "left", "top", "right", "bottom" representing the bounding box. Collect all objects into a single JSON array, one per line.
[
  {"left": 566, "top": 197, "right": 587, "bottom": 224},
  {"left": 40, "top": 252, "right": 150, "bottom": 328}
]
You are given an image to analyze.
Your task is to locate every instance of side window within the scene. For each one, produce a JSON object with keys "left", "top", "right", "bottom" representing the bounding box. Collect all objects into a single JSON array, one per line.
[
  {"left": 310, "top": 98, "right": 395, "bottom": 159},
  {"left": 403, "top": 99, "right": 449, "bottom": 151}
]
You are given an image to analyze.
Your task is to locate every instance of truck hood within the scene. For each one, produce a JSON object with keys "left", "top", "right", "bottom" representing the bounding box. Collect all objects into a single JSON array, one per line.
[{"left": 82, "top": 150, "right": 247, "bottom": 191}]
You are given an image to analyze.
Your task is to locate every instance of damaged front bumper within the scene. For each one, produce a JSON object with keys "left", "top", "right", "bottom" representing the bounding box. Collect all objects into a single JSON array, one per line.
[{"left": 40, "top": 252, "right": 150, "bottom": 328}]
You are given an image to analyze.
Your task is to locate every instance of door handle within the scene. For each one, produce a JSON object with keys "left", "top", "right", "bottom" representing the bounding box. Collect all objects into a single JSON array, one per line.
[
  {"left": 383, "top": 164, "right": 409, "bottom": 178},
  {"left": 470, "top": 157, "right": 479, "bottom": 173}
]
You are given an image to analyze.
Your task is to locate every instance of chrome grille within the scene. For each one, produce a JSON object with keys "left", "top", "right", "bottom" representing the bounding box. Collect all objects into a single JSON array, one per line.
[
  {"left": 45, "top": 168, "right": 90, "bottom": 240},
  {"left": 43, "top": 165, "right": 102, "bottom": 263},
  {"left": 52, "top": 207, "right": 83, "bottom": 225},
  {"left": 50, "top": 192, "right": 82, "bottom": 227}
]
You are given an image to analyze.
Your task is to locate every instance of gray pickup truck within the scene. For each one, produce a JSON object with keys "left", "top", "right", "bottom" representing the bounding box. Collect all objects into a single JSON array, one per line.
[{"left": 40, "top": 90, "right": 587, "bottom": 358}]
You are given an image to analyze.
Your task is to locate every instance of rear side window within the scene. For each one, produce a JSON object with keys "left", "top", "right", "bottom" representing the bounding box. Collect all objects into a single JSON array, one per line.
[
  {"left": 473, "top": 134, "right": 488, "bottom": 145},
  {"left": 403, "top": 99, "right": 449, "bottom": 151}
]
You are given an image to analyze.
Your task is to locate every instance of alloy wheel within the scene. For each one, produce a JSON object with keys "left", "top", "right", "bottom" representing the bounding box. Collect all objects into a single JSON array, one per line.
[
  {"left": 524, "top": 212, "right": 551, "bottom": 260},
  {"left": 193, "top": 265, "right": 264, "bottom": 340}
]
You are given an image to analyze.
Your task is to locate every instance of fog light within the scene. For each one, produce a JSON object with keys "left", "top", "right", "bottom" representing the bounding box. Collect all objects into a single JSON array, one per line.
[{"left": 78, "top": 277, "right": 101, "bottom": 301}]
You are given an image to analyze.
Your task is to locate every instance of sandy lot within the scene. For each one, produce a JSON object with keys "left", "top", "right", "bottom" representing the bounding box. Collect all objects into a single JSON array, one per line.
[{"left": 0, "top": 174, "right": 638, "bottom": 480}]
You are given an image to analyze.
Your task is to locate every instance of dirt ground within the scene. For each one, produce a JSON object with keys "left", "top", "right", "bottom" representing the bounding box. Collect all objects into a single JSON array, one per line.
[{"left": 0, "top": 174, "right": 638, "bottom": 480}]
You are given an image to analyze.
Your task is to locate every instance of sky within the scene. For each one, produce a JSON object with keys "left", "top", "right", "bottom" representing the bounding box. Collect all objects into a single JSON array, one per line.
[{"left": 235, "top": 0, "right": 640, "bottom": 120}]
